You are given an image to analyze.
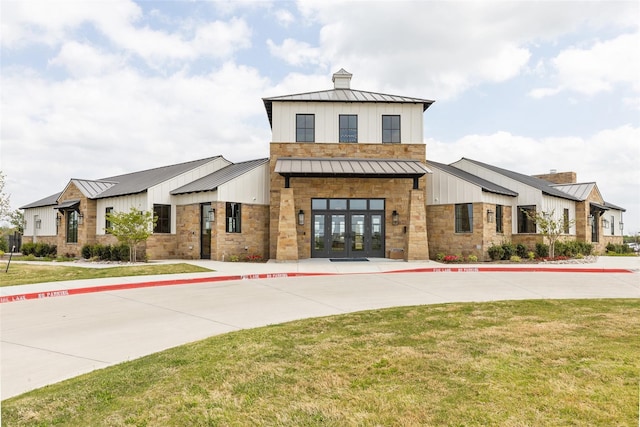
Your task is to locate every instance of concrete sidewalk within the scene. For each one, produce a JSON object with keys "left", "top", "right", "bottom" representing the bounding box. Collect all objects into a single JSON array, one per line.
[{"left": 2, "top": 255, "right": 638, "bottom": 301}]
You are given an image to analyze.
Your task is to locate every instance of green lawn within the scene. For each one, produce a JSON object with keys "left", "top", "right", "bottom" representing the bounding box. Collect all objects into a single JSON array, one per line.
[
  {"left": 2, "top": 299, "right": 638, "bottom": 426},
  {"left": 0, "top": 262, "right": 213, "bottom": 287}
]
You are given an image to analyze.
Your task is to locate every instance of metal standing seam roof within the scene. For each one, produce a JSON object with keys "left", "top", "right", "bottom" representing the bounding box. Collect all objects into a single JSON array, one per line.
[
  {"left": 274, "top": 158, "right": 431, "bottom": 177},
  {"left": 20, "top": 192, "right": 62, "bottom": 209},
  {"left": 459, "top": 158, "right": 582, "bottom": 202},
  {"left": 171, "top": 158, "right": 269, "bottom": 195},
  {"left": 262, "top": 88, "right": 435, "bottom": 127},
  {"left": 427, "top": 161, "right": 518, "bottom": 197},
  {"left": 94, "top": 156, "right": 224, "bottom": 199},
  {"left": 69, "top": 179, "right": 118, "bottom": 199},
  {"left": 551, "top": 182, "right": 596, "bottom": 200}
]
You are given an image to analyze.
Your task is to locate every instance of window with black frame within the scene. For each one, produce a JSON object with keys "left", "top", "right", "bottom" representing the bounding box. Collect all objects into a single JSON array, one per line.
[
  {"left": 153, "top": 204, "right": 171, "bottom": 233},
  {"left": 105, "top": 207, "right": 113, "bottom": 233},
  {"left": 518, "top": 206, "right": 536, "bottom": 233},
  {"left": 455, "top": 203, "right": 473, "bottom": 233},
  {"left": 296, "top": 114, "right": 315, "bottom": 142},
  {"left": 382, "top": 115, "right": 400, "bottom": 143},
  {"left": 339, "top": 114, "right": 357, "bottom": 142},
  {"left": 495, "top": 205, "right": 503, "bottom": 233},
  {"left": 226, "top": 202, "right": 241, "bottom": 233}
]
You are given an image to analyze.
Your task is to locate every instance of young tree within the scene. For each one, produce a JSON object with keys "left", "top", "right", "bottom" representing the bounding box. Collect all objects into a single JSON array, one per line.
[
  {"left": 0, "top": 171, "right": 10, "bottom": 222},
  {"left": 524, "top": 208, "right": 575, "bottom": 259},
  {"left": 9, "top": 210, "right": 24, "bottom": 234},
  {"left": 105, "top": 207, "right": 157, "bottom": 263}
]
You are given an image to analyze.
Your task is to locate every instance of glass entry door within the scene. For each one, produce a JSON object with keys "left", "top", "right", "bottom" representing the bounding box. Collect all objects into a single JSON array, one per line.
[
  {"left": 200, "top": 203, "right": 213, "bottom": 259},
  {"left": 311, "top": 199, "right": 385, "bottom": 259}
]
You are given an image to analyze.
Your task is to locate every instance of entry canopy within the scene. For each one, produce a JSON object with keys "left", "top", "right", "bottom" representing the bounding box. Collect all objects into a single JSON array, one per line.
[
  {"left": 275, "top": 157, "right": 432, "bottom": 178},
  {"left": 54, "top": 199, "right": 80, "bottom": 210}
]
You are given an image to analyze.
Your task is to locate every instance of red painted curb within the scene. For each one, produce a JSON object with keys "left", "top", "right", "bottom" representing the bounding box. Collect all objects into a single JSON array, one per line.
[{"left": 0, "top": 267, "right": 633, "bottom": 304}]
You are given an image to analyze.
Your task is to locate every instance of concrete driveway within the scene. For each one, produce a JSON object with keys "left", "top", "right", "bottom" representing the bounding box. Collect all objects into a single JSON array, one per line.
[{"left": 1, "top": 257, "right": 638, "bottom": 400}]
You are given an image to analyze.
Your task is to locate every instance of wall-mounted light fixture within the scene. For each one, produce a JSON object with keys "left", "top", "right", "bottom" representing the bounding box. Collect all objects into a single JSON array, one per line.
[
  {"left": 487, "top": 209, "right": 495, "bottom": 223},
  {"left": 298, "top": 209, "right": 305, "bottom": 226},
  {"left": 588, "top": 215, "right": 594, "bottom": 226},
  {"left": 602, "top": 218, "right": 609, "bottom": 229},
  {"left": 619, "top": 222, "right": 624, "bottom": 232},
  {"left": 78, "top": 213, "right": 84, "bottom": 225},
  {"left": 56, "top": 215, "right": 61, "bottom": 228},
  {"left": 209, "top": 209, "right": 215, "bottom": 223},
  {"left": 392, "top": 210, "right": 399, "bottom": 226}
]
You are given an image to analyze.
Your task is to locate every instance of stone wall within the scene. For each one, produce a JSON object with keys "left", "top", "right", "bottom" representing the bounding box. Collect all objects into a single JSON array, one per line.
[
  {"left": 427, "top": 203, "right": 513, "bottom": 261},
  {"left": 56, "top": 183, "right": 97, "bottom": 257},
  {"left": 269, "top": 143, "right": 428, "bottom": 260},
  {"left": 176, "top": 204, "right": 200, "bottom": 259},
  {"left": 212, "top": 202, "right": 270, "bottom": 261}
]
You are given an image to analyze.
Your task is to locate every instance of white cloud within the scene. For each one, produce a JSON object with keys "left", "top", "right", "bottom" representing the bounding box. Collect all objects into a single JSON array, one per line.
[
  {"left": 532, "top": 32, "right": 640, "bottom": 98},
  {"left": 274, "top": 9, "right": 295, "bottom": 27},
  {"left": 48, "top": 41, "right": 126, "bottom": 77},
  {"left": 266, "top": 38, "right": 322, "bottom": 67}
]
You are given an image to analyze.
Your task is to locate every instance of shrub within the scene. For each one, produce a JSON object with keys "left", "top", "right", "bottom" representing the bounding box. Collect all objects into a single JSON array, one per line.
[
  {"left": 527, "top": 251, "right": 536, "bottom": 260},
  {"left": 488, "top": 245, "right": 504, "bottom": 261},
  {"left": 244, "top": 254, "right": 263, "bottom": 262},
  {"left": 435, "top": 253, "right": 445, "bottom": 261},
  {"left": 22, "top": 242, "right": 56, "bottom": 257},
  {"left": 516, "top": 244, "right": 527, "bottom": 258},
  {"left": 0, "top": 237, "right": 8, "bottom": 252},
  {"left": 229, "top": 255, "right": 240, "bottom": 262},
  {"left": 510, "top": 255, "right": 522, "bottom": 263},
  {"left": 21, "top": 242, "right": 35, "bottom": 256},
  {"left": 606, "top": 243, "right": 633, "bottom": 254},
  {"left": 443, "top": 254, "right": 459, "bottom": 263},
  {"left": 501, "top": 243, "right": 516, "bottom": 259},
  {"left": 467, "top": 254, "right": 478, "bottom": 263},
  {"left": 535, "top": 243, "right": 549, "bottom": 258}
]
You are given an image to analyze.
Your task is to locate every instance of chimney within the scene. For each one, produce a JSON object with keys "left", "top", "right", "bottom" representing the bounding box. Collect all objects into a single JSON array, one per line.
[
  {"left": 332, "top": 68, "right": 352, "bottom": 89},
  {"left": 532, "top": 171, "right": 577, "bottom": 184}
]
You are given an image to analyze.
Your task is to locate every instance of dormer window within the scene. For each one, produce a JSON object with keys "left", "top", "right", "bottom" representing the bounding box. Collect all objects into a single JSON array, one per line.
[
  {"left": 382, "top": 115, "right": 400, "bottom": 143},
  {"left": 296, "top": 114, "right": 315, "bottom": 142},
  {"left": 339, "top": 115, "right": 357, "bottom": 143}
]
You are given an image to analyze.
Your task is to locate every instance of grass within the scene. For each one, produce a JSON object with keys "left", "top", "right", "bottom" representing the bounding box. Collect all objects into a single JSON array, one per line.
[
  {"left": 0, "top": 263, "right": 213, "bottom": 287},
  {"left": 2, "top": 299, "right": 638, "bottom": 426}
]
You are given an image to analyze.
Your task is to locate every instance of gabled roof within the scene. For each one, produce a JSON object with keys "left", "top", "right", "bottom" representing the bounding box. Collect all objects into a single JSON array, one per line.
[
  {"left": 551, "top": 182, "right": 596, "bottom": 200},
  {"left": 95, "top": 156, "right": 223, "bottom": 199},
  {"left": 67, "top": 179, "right": 117, "bottom": 199},
  {"left": 20, "top": 192, "right": 62, "bottom": 209},
  {"left": 262, "top": 89, "right": 434, "bottom": 127},
  {"left": 459, "top": 158, "right": 581, "bottom": 202},
  {"left": 427, "top": 161, "right": 518, "bottom": 197},
  {"left": 171, "top": 158, "right": 269, "bottom": 195},
  {"left": 604, "top": 201, "right": 626, "bottom": 212}
]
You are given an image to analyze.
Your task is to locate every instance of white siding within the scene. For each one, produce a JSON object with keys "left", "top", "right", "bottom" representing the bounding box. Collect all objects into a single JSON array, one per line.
[
  {"left": 96, "top": 194, "right": 148, "bottom": 235},
  {"left": 174, "top": 191, "right": 218, "bottom": 206},
  {"left": 451, "top": 159, "right": 579, "bottom": 235},
  {"left": 271, "top": 101, "right": 425, "bottom": 143},
  {"left": 217, "top": 163, "right": 270, "bottom": 204},
  {"left": 23, "top": 206, "right": 57, "bottom": 238},
  {"left": 607, "top": 210, "right": 625, "bottom": 236},
  {"left": 427, "top": 170, "right": 483, "bottom": 204}
]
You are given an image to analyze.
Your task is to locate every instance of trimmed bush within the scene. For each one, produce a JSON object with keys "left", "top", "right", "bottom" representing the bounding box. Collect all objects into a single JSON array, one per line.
[
  {"left": 535, "top": 243, "right": 549, "bottom": 258},
  {"left": 516, "top": 244, "right": 528, "bottom": 258},
  {"left": 488, "top": 245, "right": 505, "bottom": 261}
]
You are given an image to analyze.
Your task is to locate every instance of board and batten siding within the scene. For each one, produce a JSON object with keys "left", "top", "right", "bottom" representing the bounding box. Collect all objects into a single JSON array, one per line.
[
  {"left": 217, "top": 163, "right": 270, "bottom": 205},
  {"left": 24, "top": 206, "right": 57, "bottom": 237},
  {"left": 270, "top": 101, "right": 425, "bottom": 144},
  {"left": 540, "top": 195, "right": 576, "bottom": 235},
  {"left": 95, "top": 194, "right": 147, "bottom": 235}
]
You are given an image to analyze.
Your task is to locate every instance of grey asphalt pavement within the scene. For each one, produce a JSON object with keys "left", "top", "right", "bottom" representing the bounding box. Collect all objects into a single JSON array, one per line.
[{"left": 1, "top": 256, "right": 638, "bottom": 400}]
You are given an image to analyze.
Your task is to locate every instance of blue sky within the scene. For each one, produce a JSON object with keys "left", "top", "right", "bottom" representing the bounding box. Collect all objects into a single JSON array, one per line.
[{"left": 1, "top": 0, "right": 639, "bottom": 234}]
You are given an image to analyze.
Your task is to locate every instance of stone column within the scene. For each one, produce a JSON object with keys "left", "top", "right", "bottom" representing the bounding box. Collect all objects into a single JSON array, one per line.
[
  {"left": 405, "top": 189, "right": 429, "bottom": 260},
  {"left": 276, "top": 188, "right": 299, "bottom": 261}
]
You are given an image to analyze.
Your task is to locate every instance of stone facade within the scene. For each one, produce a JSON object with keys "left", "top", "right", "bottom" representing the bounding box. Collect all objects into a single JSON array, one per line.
[
  {"left": 269, "top": 143, "right": 428, "bottom": 260},
  {"left": 210, "top": 201, "right": 270, "bottom": 262},
  {"left": 532, "top": 171, "right": 577, "bottom": 185},
  {"left": 427, "top": 203, "right": 514, "bottom": 261}
]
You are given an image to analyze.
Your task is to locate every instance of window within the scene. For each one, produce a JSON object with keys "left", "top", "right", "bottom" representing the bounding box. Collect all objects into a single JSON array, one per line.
[
  {"left": 518, "top": 206, "right": 536, "bottom": 233},
  {"left": 496, "top": 205, "right": 503, "bottom": 233},
  {"left": 296, "top": 114, "right": 315, "bottom": 142},
  {"left": 339, "top": 114, "right": 357, "bottom": 142},
  {"left": 105, "top": 207, "right": 113, "bottom": 233},
  {"left": 611, "top": 215, "right": 615, "bottom": 235},
  {"left": 455, "top": 203, "right": 473, "bottom": 233},
  {"left": 382, "top": 115, "right": 400, "bottom": 143},
  {"left": 66, "top": 210, "right": 78, "bottom": 243},
  {"left": 226, "top": 202, "right": 241, "bottom": 233},
  {"left": 153, "top": 204, "right": 171, "bottom": 233},
  {"left": 563, "top": 209, "right": 570, "bottom": 234}
]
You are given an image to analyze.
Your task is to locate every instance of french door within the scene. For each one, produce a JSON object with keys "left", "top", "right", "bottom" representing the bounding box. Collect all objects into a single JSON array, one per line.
[{"left": 311, "top": 199, "right": 385, "bottom": 258}]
